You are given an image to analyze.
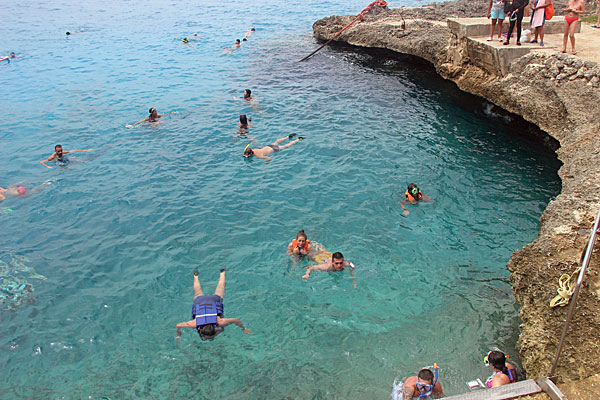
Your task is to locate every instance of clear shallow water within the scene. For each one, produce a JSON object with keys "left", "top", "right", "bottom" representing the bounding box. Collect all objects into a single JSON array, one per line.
[{"left": 0, "top": 0, "right": 561, "bottom": 398}]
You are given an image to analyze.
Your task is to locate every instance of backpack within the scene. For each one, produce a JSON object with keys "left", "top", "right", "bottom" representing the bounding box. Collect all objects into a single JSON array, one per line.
[{"left": 545, "top": 2, "right": 554, "bottom": 20}]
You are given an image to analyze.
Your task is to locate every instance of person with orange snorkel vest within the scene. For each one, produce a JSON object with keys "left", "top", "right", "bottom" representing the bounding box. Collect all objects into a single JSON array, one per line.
[
  {"left": 287, "top": 229, "right": 313, "bottom": 257},
  {"left": 399, "top": 183, "right": 431, "bottom": 216}
]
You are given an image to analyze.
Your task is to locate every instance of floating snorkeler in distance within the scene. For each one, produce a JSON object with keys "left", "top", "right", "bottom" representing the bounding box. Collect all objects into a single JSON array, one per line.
[
  {"left": 65, "top": 29, "right": 86, "bottom": 36},
  {"left": 127, "top": 107, "right": 176, "bottom": 127},
  {"left": 243, "top": 134, "right": 304, "bottom": 164},
  {"left": 245, "top": 27, "right": 255, "bottom": 38},
  {"left": 0, "top": 52, "right": 16, "bottom": 63},
  {"left": 40, "top": 144, "right": 92, "bottom": 168},
  {"left": 395, "top": 364, "right": 444, "bottom": 399},
  {"left": 302, "top": 251, "right": 357, "bottom": 289},
  {"left": 0, "top": 181, "right": 50, "bottom": 202},
  {"left": 399, "top": 183, "right": 432, "bottom": 216},
  {"left": 176, "top": 269, "right": 250, "bottom": 341}
]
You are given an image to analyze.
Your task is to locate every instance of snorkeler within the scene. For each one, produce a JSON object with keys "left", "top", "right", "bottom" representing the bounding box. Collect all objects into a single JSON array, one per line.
[
  {"left": 40, "top": 144, "right": 91, "bottom": 168},
  {"left": 127, "top": 107, "right": 176, "bottom": 127},
  {"left": 176, "top": 269, "right": 250, "bottom": 341},
  {"left": 401, "top": 368, "right": 444, "bottom": 399},
  {"left": 243, "top": 134, "right": 304, "bottom": 164},
  {"left": 0, "top": 52, "right": 16, "bottom": 63},
  {"left": 485, "top": 350, "right": 517, "bottom": 388},
  {"left": 245, "top": 27, "right": 256, "bottom": 38},
  {"left": 0, "top": 181, "right": 50, "bottom": 202},
  {"left": 287, "top": 229, "right": 314, "bottom": 257},
  {"left": 302, "top": 252, "right": 357, "bottom": 288},
  {"left": 399, "top": 183, "right": 431, "bottom": 216},
  {"left": 66, "top": 30, "right": 86, "bottom": 35}
]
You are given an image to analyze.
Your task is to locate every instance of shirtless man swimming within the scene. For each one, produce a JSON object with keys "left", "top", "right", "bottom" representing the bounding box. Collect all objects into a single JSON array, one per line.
[
  {"left": 243, "top": 134, "right": 304, "bottom": 164},
  {"left": 128, "top": 107, "right": 176, "bottom": 127},
  {"left": 40, "top": 144, "right": 92, "bottom": 168},
  {"left": 302, "top": 252, "right": 357, "bottom": 288}
]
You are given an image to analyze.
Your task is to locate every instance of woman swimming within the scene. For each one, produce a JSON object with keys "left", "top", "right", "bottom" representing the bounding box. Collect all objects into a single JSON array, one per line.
[
  {"left": 287, "top": 229, "right": 313, "bottom": 258},
  {"left": 238, "top": 114, "right": 253, "bottom": 134},
  {"left": 128, "top": 107, "right": 176, "bottom": 127}
]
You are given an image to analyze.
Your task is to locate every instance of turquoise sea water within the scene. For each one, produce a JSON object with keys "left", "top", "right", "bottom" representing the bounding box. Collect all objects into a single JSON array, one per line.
[{"left": 1, "top": 0, "right": 561, "bottom": 398}]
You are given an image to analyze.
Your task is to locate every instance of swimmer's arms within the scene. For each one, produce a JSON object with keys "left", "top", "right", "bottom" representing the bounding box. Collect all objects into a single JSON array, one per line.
[
  {"left": 175, "top": 320, "right": 196, "bottom": 340},
  {"left": 40, "top": 153, "right": 58, "bottom": 168},
  {"left": 254, "top": 153, "right": 271, "bottom": 164},
  {"left": 399, "top": 200, "right": 409, "bottom": 216},
  {"left": 402, "top": 383, "right": 416, "bottom": 399},
  {"left": 302, "top": 263, "right": 330, "bottom": 279},
  {"left": 347, "top": 262, "right": 357, "bottom": 289},
  {"left": 218, "top": 317, "right": 251, "bottom": 334},
  {"left": 64, "top": 149, "right": 92, "bottom": 154},
  {"left": 130, "top": 117, "right": 150, "bottom": 127}
]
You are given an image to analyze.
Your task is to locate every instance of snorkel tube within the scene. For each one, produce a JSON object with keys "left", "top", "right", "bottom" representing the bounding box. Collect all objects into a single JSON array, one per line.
[{"left": 419, "top": 363, "right": 438, "bottom": 398}]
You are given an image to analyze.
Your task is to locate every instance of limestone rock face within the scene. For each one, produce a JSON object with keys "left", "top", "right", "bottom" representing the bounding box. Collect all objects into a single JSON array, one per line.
[{"left": 312, "top": 0, "right": 600, "bottom": 383}]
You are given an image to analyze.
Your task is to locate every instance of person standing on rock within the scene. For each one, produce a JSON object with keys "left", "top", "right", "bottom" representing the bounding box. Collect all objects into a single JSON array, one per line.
[
  {"left": 529, "top": 0, "right": 551, "bottom": 46},
  {"left": 487, "top": 0, "right": 506, "bottom": 42},
  {"left": 504, "top": 0, "right": 529, "bottom": 46},
  {"left": 561, "top": 0, "right": 585, "bottom": 55}
]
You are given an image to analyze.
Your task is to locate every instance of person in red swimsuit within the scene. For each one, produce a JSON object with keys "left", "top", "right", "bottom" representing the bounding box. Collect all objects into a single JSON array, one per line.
[{"left": 561, "top": 0, "right": 586, "bottom": 54}]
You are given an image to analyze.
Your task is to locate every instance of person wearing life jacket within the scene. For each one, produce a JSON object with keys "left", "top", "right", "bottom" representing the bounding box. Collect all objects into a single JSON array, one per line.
[
  {"left": 287, "top": 229, "right": 313, "bottom": 257},
  {"left": 399, "top": 183, "right": 430, "bottom": 216},
  {"left": 402, "top": 368, "right": 444, "bottom": 399},
  {"left": 302, "top": 252, "right": 357, "bottom": 289},
  {"left": 485, "top": 350, "right": 517, "bottom": 388},
  {"left": 176, "top": 269, "right": 250, "bottom": 341}
]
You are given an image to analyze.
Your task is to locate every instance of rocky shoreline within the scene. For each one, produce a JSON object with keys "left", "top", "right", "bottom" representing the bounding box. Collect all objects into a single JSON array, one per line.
[{"left": 312, "top": 0, "right": 600, "bottom": 384}]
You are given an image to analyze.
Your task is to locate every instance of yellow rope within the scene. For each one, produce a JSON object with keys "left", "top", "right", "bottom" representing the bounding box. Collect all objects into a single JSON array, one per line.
[{"left": 549, "top": 265, "right": 582, "bottom": 308}]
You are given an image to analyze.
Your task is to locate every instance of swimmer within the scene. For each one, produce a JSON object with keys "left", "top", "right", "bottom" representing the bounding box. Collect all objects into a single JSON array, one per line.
[
  {"left": 0, "top": 181, "right": 51, "bottom": 201},
  {"left": 238, "top": 114, "right": 253, "bottom": 132},
  {"left": 243, "top": 134, "right": 304, "bottom": 164},
  {"left": 287, "top": 229, "right": 314, "bottom": 257},
  {"left": 485, "top": 350, "right": 517, "bottom": 388},
  {"left": 402, "top": 368, "right": 444, "bottom": 399},
  {"left": 66, "top": 30, "right": 86, "bottom": 35},
  {"left": 399, "top": 183, "right": 432, "bottom": 216},
  {"left": 245, "top": 27, "right": 256, "bottom": 38},
  {"left": 1, "top": 52, "right": 16, "bottom": 63},
  {"left": 40, "top": 144, "right": 91, "bottom": 169},
  {"left": 175, "top": 269, "right": 250, "bottom": 341},
  {"left": 234, "top": 38, "right": 241, "bottom": 48},
  {"left": 302, "top": 252, "right": 357, "bottom": 288},
  {"left": 127, "top": 107, "right": 176, "bottom": 127}
]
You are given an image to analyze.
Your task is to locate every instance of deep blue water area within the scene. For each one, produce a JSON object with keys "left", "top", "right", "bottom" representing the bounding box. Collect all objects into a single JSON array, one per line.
[{"left": 1, "top": 0, "right": 561, "bottom": 398}]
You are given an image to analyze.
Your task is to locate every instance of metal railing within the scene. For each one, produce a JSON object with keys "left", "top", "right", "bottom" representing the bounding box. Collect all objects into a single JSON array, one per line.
[{"left": 548, "top": 206, "right": 600, "bottom": 378}]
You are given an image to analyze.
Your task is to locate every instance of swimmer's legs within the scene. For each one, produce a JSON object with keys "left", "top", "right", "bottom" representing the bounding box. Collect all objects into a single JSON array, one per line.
[
  {"left": 214, "top": 268, "right": 226, "bottom": 299},
  {"left": 278, "top": 139, "right": 300, "bottom": 150},
  {"left": 193, "top": 271, "right": 204, "bottom": 298},
  {"left": 271, "top": 136, "right": 289, "bottom": 146}
]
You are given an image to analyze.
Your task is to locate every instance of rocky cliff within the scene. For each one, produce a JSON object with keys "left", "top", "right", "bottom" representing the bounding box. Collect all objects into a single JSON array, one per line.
[{"left": 312, "top": 0, "right": 600, "bottom": 383}]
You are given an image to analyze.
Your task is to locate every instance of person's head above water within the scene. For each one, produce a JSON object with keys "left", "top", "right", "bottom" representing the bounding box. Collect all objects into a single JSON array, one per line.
[
  {"left": 198, "top": 324, "right": 216, "bottom": 340},
  {"left": 243, "top": 89, "right": 252, "bottom": 99},
  {"left": 182, "top": 37, "right": 189, "bottom": 43},
  {"left": 251, "top": 28, "right": 256, "bottom": 32},
  {"left": 10, "top": 52, "right": 15, "bottom": 58},
  {"left": 332, "top": 252, "right": 344, "bottom": 270},
  {"left": 149, "top": 107, "right": 158, "bottom": 117},
  {"left": 239, "top": 114, "right": 249, "bottom": 126},
  {"left": 55, "top": 144, "right": 63, "bottom": 154},
  {"left": 295, "top": 229, "right": 308, "bottom": 248},
  {"left": 407, "top": 183, "right": 422, "bottom": 199},
  {"left": 486, "top": 350, "right": 508, "bottom": 371},
  {"left": 242, "top": 38, "right": 247, "bottom": 42},
  {"left": 236, "top": 39, "right": 241, "bottom": 45},
  {"left": 416, "top": 369, "right": 435, "bottom": 395},
  {"left": 66, "top": 31, "right": 71, "bottom": 35},
  {"left": 243, "top": 144, "right": 254, "bottom": 158}
]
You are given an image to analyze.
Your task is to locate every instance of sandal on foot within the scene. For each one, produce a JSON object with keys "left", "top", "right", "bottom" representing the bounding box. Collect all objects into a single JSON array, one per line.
[
  {"left": 540, "top": 42, "right": 544, "bottom": 46},
  {"left": 530, "top": 40, "right": 538, "bottom": 43},
  {"left": 503, "top": 41, "right": 509, "bottom": 45},
  {"left": 516, "top": 41, "right": 521, "bottom": 46}
]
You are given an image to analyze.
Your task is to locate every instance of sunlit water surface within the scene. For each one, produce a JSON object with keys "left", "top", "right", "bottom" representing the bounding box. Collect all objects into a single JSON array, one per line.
[{"left": 0, "top": 0, "right": 561, "bottom": 398}]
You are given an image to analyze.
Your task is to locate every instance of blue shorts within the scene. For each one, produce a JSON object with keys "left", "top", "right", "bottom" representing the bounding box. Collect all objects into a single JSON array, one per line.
[{"left": 490, "top": 9, "right": 505, "bottom": 20}]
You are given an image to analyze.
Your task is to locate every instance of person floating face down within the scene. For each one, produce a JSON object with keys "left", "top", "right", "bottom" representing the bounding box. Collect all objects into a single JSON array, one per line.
[
  {"left": 402, "top": 368, "right": 444, "bottom": 399},
  {"left": 243, "top": 134, "right": 304, "bottom": 164},
  {"left": 399, "top": 183, "right": 431, "bottom": 216},
  {"left": 176, "top": 269, "right": 250, "bottom": 341},
  {"left": 485, "top": 350, "right": 517, "bottom": 388},
  {"left": 287, "top": 229, "right": 313, "bottom": 257},
  {"left": 302, "top": 252, "right": 357, "bottom": 288},
  {"left": 40, "top": 144, "right": 92, "bottom": 168}
]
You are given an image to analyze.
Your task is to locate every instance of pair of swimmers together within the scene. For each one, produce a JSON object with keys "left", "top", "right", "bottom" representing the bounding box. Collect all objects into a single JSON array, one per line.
[{"left": 287, "top": 229, "right": 357, "bottom": 288}]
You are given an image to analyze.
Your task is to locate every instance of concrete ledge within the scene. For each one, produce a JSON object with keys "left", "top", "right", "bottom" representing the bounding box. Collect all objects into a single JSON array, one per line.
[
  {"left": 448, "top": 16, "right": 580, "bottom": 39},
  {"left": 466, "top": 37, "right": 531, "bottom": 76}
]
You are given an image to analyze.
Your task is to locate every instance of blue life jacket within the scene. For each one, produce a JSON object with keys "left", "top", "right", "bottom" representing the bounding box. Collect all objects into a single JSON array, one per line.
[{"left": 191, "top": 295, "right": 224, "bottom": 329}]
